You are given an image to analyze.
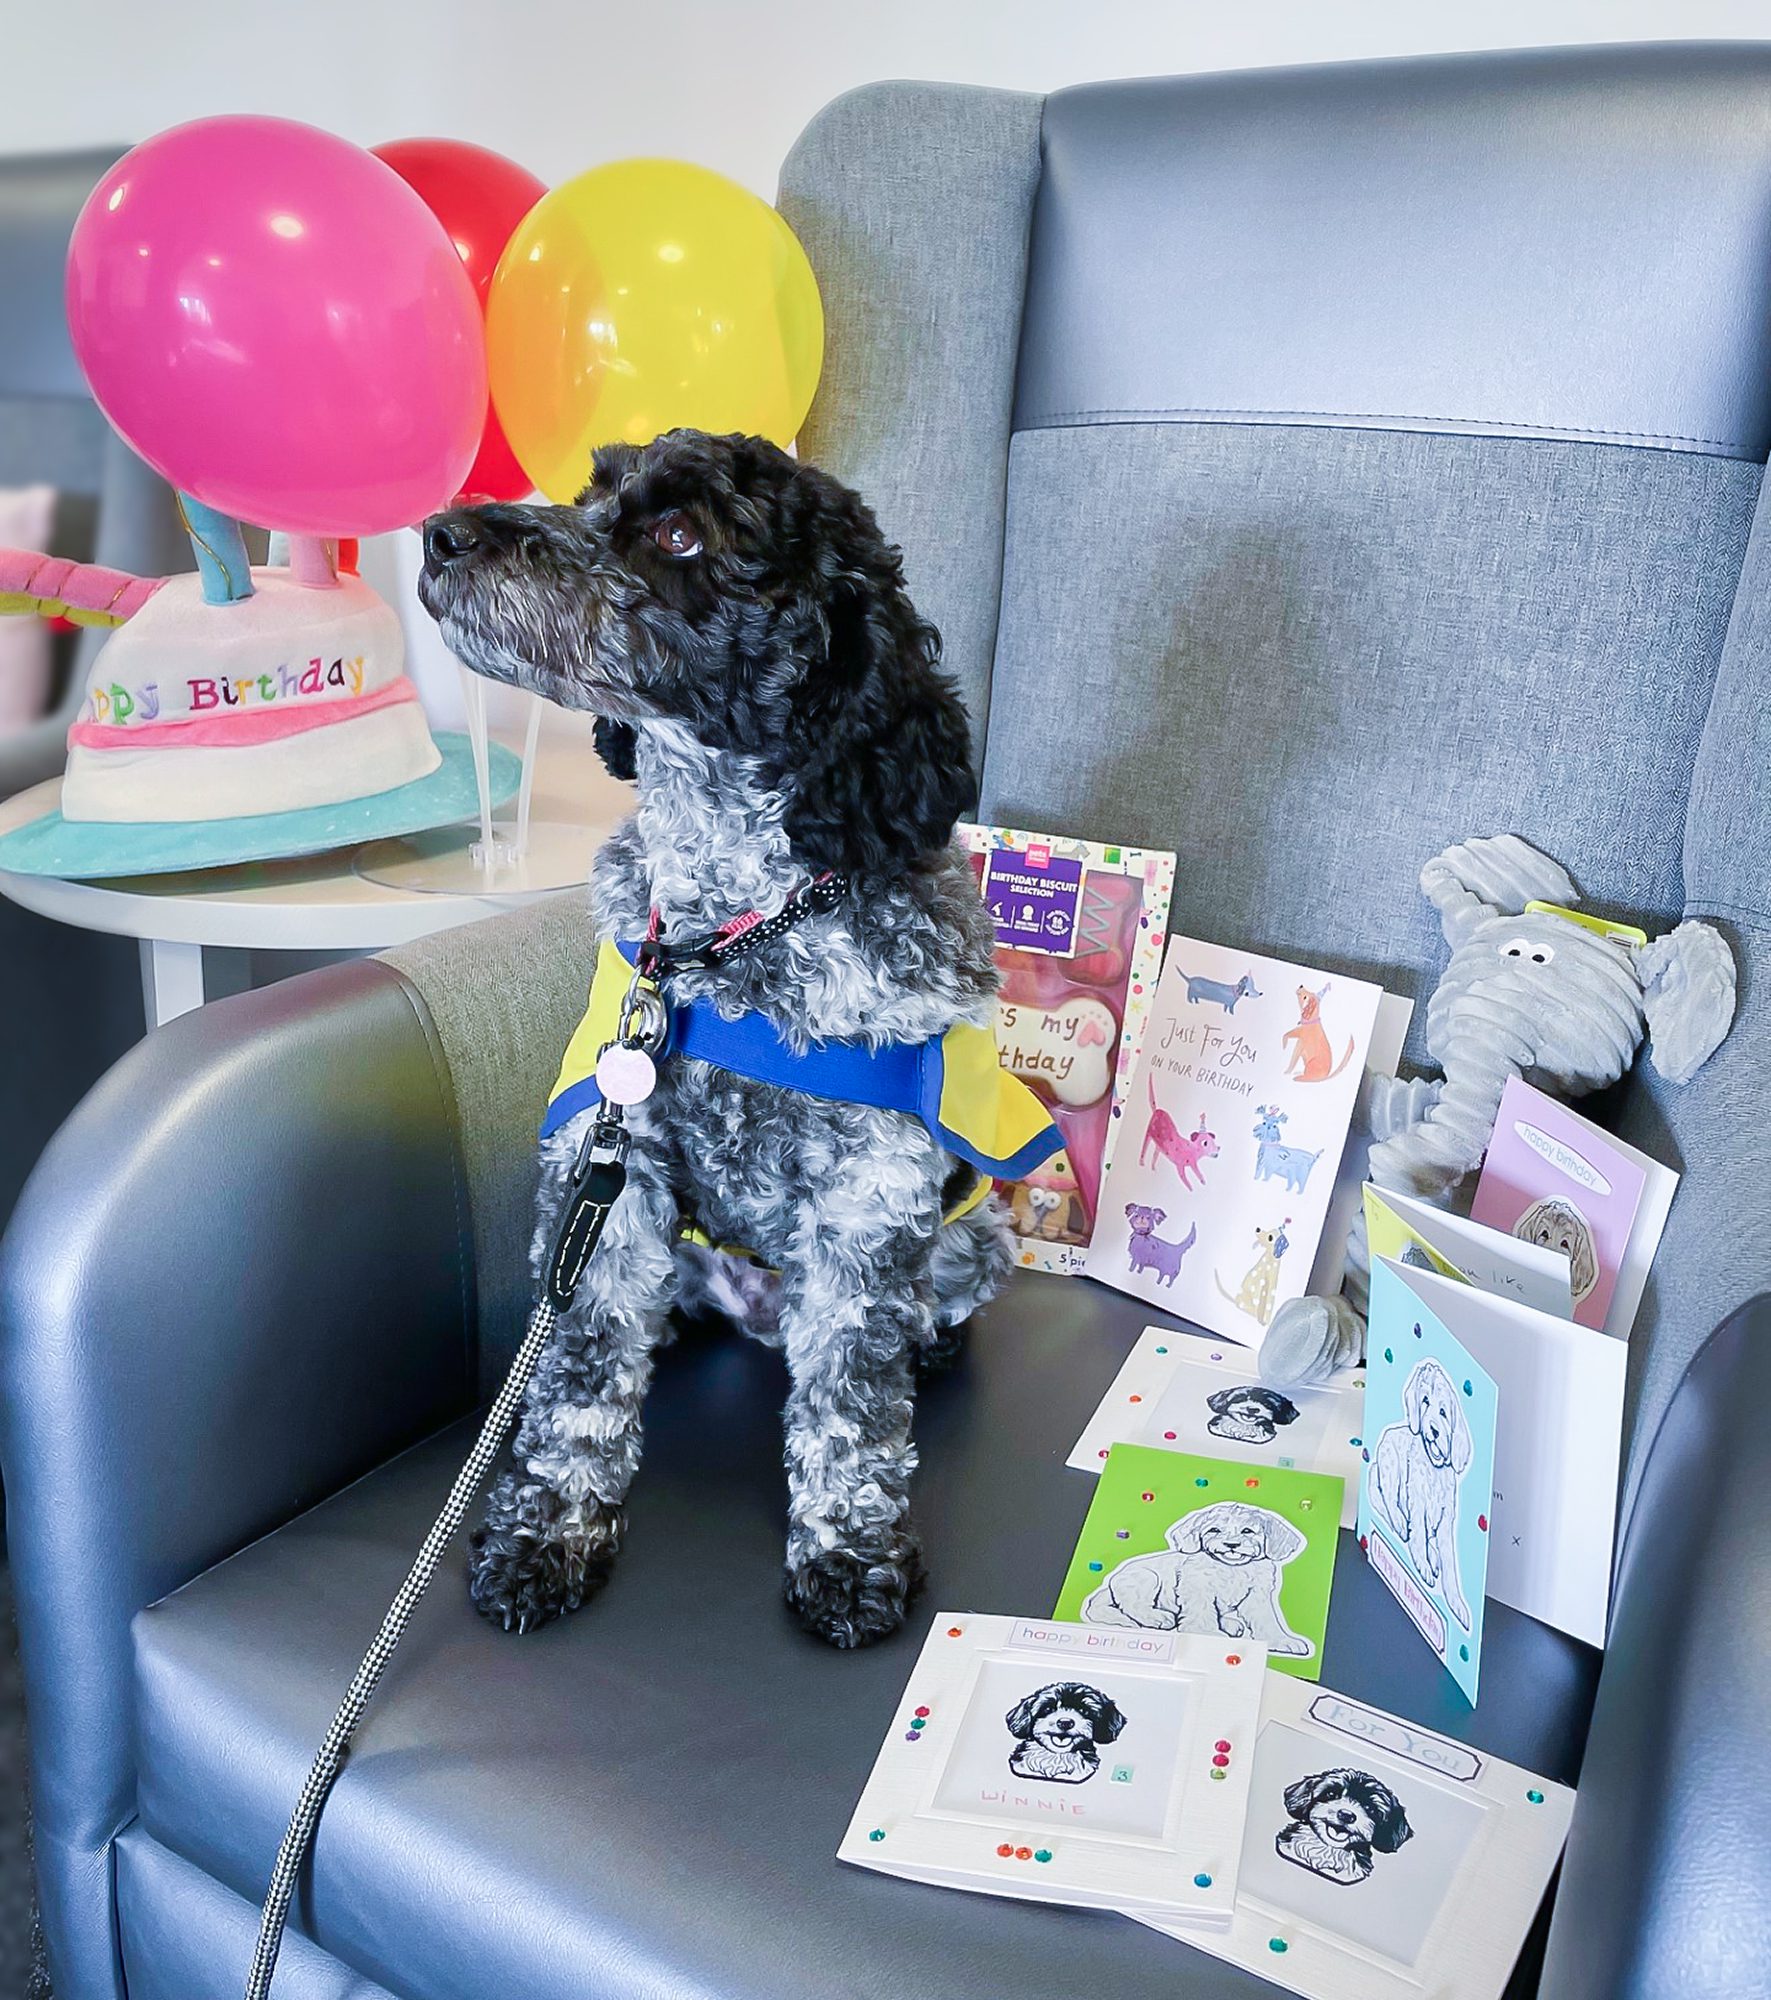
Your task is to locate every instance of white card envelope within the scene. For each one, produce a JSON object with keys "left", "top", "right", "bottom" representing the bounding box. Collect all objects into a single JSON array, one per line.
[
  {"left": 1366, "top": 1185, "right": 1575, "bottom": 1321},
  {"left": 839, "top": 1612, "right": 1266, "bottom": 1922},
  {"left": 1393, "top": 1260, "right": 1624, "bottom": 1649}
]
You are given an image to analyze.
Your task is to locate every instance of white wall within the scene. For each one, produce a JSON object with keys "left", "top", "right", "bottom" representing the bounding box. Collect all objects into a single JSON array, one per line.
[{"left": 14, "top": 0, "right": 1770, "bottom": 198}]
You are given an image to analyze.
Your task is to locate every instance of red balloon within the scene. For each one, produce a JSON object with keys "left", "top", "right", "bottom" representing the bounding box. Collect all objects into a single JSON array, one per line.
[{"left": 372, "top": 138, "right": 547, "bottom": 502}]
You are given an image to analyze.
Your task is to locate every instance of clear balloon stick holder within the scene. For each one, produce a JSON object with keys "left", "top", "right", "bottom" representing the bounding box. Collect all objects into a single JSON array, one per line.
[
  {"left": 352, "top": 661, "right": 589, "bottom": 898},
  {"left": 456, "top": 661, "right": 542, "bottom": 873}
]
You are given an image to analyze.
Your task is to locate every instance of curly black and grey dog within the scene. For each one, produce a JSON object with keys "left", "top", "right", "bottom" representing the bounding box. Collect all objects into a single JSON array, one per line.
[{"left": 418, "top": 430, "right": 1014, "bottom": 1649}]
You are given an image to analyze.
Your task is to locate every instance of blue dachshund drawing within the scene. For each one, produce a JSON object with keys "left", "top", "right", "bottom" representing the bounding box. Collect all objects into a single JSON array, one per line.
[
  {"left": 1251, "top": 1104, "right": 1325, "bottom": 1193},
  {"left": 1177, "top": 969, "right": 1263, "bottom": 1015}
]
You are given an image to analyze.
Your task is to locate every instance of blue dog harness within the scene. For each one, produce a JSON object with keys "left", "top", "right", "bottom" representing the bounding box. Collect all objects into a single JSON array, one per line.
[{"left": 545, "top": 937, "right": 1063, "bottom": 1183}]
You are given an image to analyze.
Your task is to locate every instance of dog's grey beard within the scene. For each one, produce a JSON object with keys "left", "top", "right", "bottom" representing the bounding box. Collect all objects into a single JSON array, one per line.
[{"left": 424, "top": 567, "right": 654, "bottom": 720}]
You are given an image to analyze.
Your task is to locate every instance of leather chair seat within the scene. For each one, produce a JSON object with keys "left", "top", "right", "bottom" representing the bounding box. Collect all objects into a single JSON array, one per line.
[{"left": 130, "top": 1276, "right": 1599, "bottom": 2000}]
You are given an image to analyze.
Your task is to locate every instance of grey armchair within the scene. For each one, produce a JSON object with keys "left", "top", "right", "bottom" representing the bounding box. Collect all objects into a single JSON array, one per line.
[
  {"left": 0, "top": 148, "right": 193, "bottom": 1231},
  {"left": 4, "top": 45, "right": 1770, "bottom": 2000}
]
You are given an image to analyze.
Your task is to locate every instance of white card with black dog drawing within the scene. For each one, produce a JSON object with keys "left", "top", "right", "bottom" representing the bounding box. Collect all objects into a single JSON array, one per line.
[
  {"left": 1068, "top": 1327, "right": 1367, "bottom": 1527},
  {"left": 838, "top": 1612, "right": 1265, "bottom": 1922},
  {"left": 1136, "top": 1679, "right": 1574, "bottom": 2000}
]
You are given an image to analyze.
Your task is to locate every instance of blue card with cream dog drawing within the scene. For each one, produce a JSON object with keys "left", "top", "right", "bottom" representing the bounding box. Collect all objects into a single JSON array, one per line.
[{"left": 1358, "top": 1259, "right": 1498, "bottom": 1705}]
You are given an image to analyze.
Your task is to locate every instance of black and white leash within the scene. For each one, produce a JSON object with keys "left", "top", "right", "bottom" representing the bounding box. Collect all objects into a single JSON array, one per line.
[
  {"left": 242, "top": 874, "right": 845, "bottom": 1998},
  {"left": 242, "top": 1113, "right": 637, "bottom": 1998}
]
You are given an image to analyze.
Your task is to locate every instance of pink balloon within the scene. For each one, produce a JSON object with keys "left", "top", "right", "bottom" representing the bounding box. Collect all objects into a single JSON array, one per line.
[{"left": 67, "top": 116, "right": 487, "bottom": 538}]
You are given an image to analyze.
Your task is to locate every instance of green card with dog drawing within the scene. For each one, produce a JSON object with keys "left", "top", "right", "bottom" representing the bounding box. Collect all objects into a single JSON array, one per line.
[{"left": 1053, "top": 1443, "right": 1343, "bottom": 1681}]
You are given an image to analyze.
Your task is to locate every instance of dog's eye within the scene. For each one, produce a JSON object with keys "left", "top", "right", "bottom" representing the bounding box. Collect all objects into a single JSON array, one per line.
[{"left": 648, "top": 510, "right": 702, "bottom": 558}]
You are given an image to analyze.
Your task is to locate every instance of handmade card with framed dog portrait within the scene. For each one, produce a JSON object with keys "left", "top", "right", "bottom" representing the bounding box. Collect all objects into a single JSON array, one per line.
[
  {"left": 1052, "top": 1443, "right": 1343, "bottom": 1680},
  {"left": 1136, "top": 1679, "right": 1575, "bottom": 2000},
  {"left": 1068, "top": 1327, "right": 1367, "bottom": 1527},
  {"left": 838, "top": 1612, "right": 1265, "bottom": 1920},
  {"left": 1357, "top": 1261, "right": 1498, "bottom": 1705}
]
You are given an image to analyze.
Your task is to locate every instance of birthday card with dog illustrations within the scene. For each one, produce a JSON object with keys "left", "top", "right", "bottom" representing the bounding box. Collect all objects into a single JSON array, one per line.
[
  {"left": 1054, "top": 1443, "right": 1343, "bottom": 1681},
  {"left": 1357, "top": 1261, "right": 1498, "bottom": 1705},
  {"left": 1086, "top": 936, "right": 1383, "bottom": 1340}
]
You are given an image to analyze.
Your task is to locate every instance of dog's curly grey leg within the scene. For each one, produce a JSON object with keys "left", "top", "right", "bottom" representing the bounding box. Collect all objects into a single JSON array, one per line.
[
  {"left": 778, "top": 1214, "right": 934, "bottom": 1649},
  {"left": 469, "top": 1132, "right": 680, "bottom": 1634},
  {"left": 917, "top": 1191, "right": 1013, "bottom": 1375}
]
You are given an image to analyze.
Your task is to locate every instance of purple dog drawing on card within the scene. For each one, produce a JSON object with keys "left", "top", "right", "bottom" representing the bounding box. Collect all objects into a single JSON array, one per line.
[{"left": 1125, "top": 1204, "right": 1197, "bottom": 1286}]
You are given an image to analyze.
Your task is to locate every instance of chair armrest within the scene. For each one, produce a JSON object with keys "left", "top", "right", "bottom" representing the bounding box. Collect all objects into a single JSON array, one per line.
[
  {"left": 1541, "top": 1293, "right": 1771, "bottom": 2000},
  {"left": 0, "top": 957, "right": 475, "bottom": 1998}
]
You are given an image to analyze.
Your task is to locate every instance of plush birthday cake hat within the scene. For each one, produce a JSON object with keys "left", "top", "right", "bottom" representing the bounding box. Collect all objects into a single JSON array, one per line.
[{"left": 0, "top": 531, "right": 516, "bottom": 879}]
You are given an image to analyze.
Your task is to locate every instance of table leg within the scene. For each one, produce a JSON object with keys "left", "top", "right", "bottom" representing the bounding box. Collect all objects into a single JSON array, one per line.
[{"left": 139, "top": 938, "right": 207, "bottom": 1026}]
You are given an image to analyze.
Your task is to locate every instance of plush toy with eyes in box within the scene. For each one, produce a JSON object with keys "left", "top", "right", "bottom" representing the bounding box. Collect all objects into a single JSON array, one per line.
[{"left": 1260, "top": 833, "right": 1736, "bottom": 1385}]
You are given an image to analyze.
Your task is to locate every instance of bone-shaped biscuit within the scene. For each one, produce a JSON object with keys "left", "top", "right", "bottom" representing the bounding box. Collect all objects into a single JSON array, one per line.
[{"left": 995, "top": 994, "right": 1118, "bottom": 1106}]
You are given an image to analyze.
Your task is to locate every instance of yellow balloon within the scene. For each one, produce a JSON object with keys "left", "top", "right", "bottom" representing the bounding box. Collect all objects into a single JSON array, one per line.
[{"left": 485, "top": 157, "right": 824, "bottom": 501}]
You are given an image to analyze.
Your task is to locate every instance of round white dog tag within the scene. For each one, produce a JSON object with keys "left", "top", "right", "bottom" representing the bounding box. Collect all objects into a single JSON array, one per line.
[{"left": 595, "top": 1044, "right": 657, "bottom": 1106}]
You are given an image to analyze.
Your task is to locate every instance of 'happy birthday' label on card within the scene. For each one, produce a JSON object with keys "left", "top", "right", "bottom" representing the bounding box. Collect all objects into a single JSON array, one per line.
[{"left": 1008, "top": 1620, "right": 1177, "bottom": 1663}]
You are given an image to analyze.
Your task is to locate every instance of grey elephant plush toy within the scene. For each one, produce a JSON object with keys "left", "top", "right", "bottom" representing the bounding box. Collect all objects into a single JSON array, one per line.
[{"left": 1260, "top": 833, "right": 1737, "bottom": 1386}]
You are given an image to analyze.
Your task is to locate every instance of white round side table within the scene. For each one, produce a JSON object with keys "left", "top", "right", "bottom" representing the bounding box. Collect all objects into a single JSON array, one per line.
[{"left": 0, "top": 738, "right": 630, "bottom": 1028}]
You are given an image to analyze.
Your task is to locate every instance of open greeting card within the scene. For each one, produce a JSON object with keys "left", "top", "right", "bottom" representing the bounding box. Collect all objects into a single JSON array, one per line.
[
  {"left": 838, "top": 1613, "right": 1265, "bottom": 1920},
  {"left": 1137, "top": 1679, "right": 1575, "bottom": 2000},
  {"left": 960, "top": 825, "right": 1175, "bottom": 1276},
  {"left": 1357, "top": 1261, "right": 1498, "bottom": 1704},
  {"left": 1365, "top": 1184, "right": 1575, "bottom": 1321},
  {"left": 1068, "top": 1328, "right": 1367, "bottom": 1528},
  {"left": 1363, "top": 1210, "right": 1627, "bottom": 1649},
  {"left": 1054, "top": 1442, "right": 1343, "bottom": 1680},
  {"left": 1470, "top": 1075, "right": 1677, "bottom": 1337},
  {"left": 1086, "top": 935, "right": 1383, "bottom": 1340}
]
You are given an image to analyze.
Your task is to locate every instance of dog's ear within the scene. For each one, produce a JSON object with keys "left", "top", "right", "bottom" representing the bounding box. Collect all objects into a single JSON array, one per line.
[
  {"left": 1450, "top": 1394, "right": 1474, "bottom": 1476},
  {"left": 1407, "top": 1368, "right": 1431, "bottom": 1439},
  {"left": 1005, "top": 1693, "right": 1040, "bottom": 1740},
  {"left": 779, "top": 485, "right": 977, "bottom": 876},
  {"left": 1090, "top": 1695, "right": 1128, "bottom": 1744},
  {"left": 1282, "top": 1773, "right": 1322, "bottom": 1820},
  {"left": 591, "top": 715, "right": 638, "bottom": 782},
  {"left": 1169, "top": 1513, "right": 1207, "bottom": 1553},
  {"left": 1259, "top": 1512, "right": 1307, "bottom": 1563},
  {"left": 1368, "top": 1782, "right": 1414, "bottom": 1853},
  {"left": 1205, "top": 1387, "right": 1235, "bottom": 1415},
  {"left": 1271, "top": 1391, "right": 1302, "bottom": 1427},
  {"left": 1151, "top": 1207, "right": 1166, "bottom": 1227}
]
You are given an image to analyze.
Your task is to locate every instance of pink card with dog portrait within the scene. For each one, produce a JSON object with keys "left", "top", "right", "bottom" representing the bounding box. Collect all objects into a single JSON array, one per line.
[
  {"left": 1470, "top": 1076, "right": 1676, "bottom": 1337},
  {"left": 960, "top": 825, "right": 1175, "bottom": 1277},
  {"left": 1085, "top": 935, "right": 1383, "bottom": 1342}
]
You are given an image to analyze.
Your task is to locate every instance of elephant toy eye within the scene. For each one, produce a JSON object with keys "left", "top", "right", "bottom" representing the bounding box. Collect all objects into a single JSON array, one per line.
[{"left": 1499, "top": 936, "right": 1553, "bottom": 964}]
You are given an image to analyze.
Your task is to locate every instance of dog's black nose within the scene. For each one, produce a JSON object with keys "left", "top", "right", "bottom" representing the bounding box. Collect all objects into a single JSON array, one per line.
[{"left": 423, "top": 511, "right": 484, "bottom": 571}]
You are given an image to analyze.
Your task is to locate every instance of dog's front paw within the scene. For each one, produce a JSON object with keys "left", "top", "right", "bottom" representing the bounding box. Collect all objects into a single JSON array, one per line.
[
  {"left": 468, "top": 1512, "right": 623, "bottom": 1635},
  {"left": 784, "top": 1540, "right": 925, "bottom": 1650}
]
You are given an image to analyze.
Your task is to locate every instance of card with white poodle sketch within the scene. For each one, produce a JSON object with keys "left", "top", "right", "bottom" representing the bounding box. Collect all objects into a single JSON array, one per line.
[
  {"left": 1356, "top": 1261, "right": 1498, "bottom": 1705},
  {"left": 1068, "top": 1327, "right": 1368, "bottom": 1527},
  {"left": 1085, "top": 936, "right": 1384, "bottom": 1342},
  {"left": 838, "top": 1612, "right": 1265, "bottom": 1921},
  {"left": 1053, "top": 1442, "right": 1343, "bottom": 1680},
  {"left": 1136, "top": 1678, "right": 1575, "bottom": 2000}
]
